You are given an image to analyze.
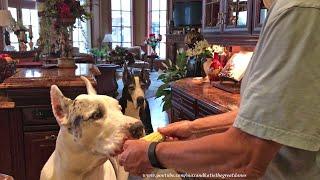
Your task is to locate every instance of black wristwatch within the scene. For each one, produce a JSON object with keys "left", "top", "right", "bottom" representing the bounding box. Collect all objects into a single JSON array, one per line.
[{"left": 148, "top": 142, "right": 166, "bottom": 169}]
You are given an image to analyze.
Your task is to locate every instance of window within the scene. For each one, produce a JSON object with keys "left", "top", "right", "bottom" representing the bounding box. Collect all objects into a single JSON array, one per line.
[
  {"left": 72, "top": 0, "right": 91, "bottom": 53},
  {"left": 8, "top": 0, "right": 91, "bottom": 53},
  {"left": 111, "top": 0, "right": 132, "bottom": 48},
  {"left": 148, "top": 0, "right": 167, "bottom": 59},
  {"left": 8, "top": 0, "right": 40, "bottom": 51},
  {"left": 8, "top": 7, "right": 19, "bottom": 50}
]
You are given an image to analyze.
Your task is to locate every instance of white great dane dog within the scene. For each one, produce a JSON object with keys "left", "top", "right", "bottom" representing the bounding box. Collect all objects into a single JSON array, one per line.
[{"left": 40, "top": 76, "right": 144, "bottom": 180}]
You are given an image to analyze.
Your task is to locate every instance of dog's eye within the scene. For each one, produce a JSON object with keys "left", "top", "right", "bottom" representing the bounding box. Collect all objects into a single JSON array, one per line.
[
  {"left": 90, "top": 111, "right": 103, "bottom": 120},
  {"left": 128, "top": 86, "right": 135, "bottom": 91},
  {"left": 140, "top": 83, "right": 146, "bottom": 89}
]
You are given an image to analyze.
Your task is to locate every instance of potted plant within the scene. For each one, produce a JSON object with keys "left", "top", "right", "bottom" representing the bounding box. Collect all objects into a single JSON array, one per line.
[
  {"left": 185, "top": 40, "right": 212, "bottom": 77},
  {"left": 37, "top": 0, "right": 91, "bottom": 68},
  {"left": 156, "top": 52, "right": 188, "bottom": 112},
  {"left": 90, "top": 45, "right": 110, "bottom": 62},
  {"left": 109, "top": 46, "right": 135, "bottom": 66}
]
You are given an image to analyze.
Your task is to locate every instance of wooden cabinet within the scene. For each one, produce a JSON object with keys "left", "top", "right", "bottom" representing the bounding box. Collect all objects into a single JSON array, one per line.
[
  {"left": 203, "top": 0, "right": 253, "bottom": 34},
  {"left": 0, "top": 64, "right": 97, "bottom": 180},
  {"left": 202, "top": 0, "right": 268, "bottom": 45},
  {"left": 172, "top": 88, "right": 197, "bottom": 121},
  {"left": 203, "top": 0, "right": 222, "bottom": 33},
  {"left": 171, "top": 78, "right": 240, "bottom": 123},
  {"left": 252, "top": 0, "right": 268, "bottom": 34},
  {"left": 24, "top": 131, "right": 58, "bottom": 180},
  {"left": 0, "top": 88, "right": 84, "bottom": 180},
  {"left": 223, "top": 0, "right": 252, "bottom": 34}
]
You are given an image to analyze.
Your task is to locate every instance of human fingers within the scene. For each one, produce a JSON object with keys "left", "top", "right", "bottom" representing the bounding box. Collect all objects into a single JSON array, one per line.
[
  {"left": 158, "top": 123, "right": 180, "bottom": 136},
  {"left": 118, "top": 150, "right": 128, "bottom": 166}
]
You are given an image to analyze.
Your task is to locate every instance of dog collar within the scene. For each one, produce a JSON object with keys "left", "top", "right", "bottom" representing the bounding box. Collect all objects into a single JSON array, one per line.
[{"left": 148, "top": 142, "right": 166, "bottom": 169}]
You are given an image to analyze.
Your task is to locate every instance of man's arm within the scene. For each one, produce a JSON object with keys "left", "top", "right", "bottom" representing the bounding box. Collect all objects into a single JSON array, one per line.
[
  {"left": 159, "top": 109, "right": 238, "bottom": 140},
  {"left": 191, "top": 109, "right": 238, "bottom": 136},
  {"left": 157, "top": 127, "right": 281, "bottom": 178}
]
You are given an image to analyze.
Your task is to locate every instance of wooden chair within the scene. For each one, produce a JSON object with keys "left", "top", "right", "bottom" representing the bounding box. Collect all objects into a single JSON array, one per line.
[{"left": 95, "top": 64, "right": 120, "bottom": 97}]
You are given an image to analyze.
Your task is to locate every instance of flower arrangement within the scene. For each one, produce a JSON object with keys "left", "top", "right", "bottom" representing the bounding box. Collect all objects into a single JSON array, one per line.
[
  {"left": 144, "top": 34, "right": 162, "bottom": 55},
  {"left": 186, "top": 40, "right": 211, "bottom": 58},
  {"left": 39, "top": 0, "right": 90, "bottom": 23},
  {"left": 37, "top": 0, "right": 90, "bottom": 65},
  {"left": 185, "top": 39, "right": 225, "bottom": 78},
  {"left": 186, "top": 40, "right": 225, "bottom": 58}
]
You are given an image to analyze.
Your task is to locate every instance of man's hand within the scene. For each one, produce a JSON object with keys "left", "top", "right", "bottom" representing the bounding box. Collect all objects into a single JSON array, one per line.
[
  {"left": 158, "top": 120, "right": 196, "bottom": 140},
  {"left": 118, "top": 140, "right": 154, "bottom": 176}
]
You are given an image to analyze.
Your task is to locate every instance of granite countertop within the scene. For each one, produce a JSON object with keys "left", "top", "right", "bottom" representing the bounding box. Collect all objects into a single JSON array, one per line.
[
  {"left": 0, "top": 63, "right": 99, "bottom": 89},
  {"left": 172, "top": 78, "right": 240, "bottom": 111}
]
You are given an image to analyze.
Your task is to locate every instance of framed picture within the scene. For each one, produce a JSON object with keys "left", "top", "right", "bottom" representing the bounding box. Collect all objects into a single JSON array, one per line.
[{"left": 218, "top": 51, "right": 253, "bottom": 82}]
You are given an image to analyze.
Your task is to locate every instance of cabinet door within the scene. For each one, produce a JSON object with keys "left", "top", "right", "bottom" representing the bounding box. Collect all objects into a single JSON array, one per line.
[
  {"left": 252, "top": 0, "right": 268, "bottom": 34},
  {"left": 202, "top": 0, "right": 223, "bottom": 33},
  {"left": 24, "top": 131, "right": 58, "bottom": 180},
  {"left": 222, "top": 0, "right": 253, "bottom": 34},
  {"left": 0, "top": 110, "right": 13, "bottom": 177}
]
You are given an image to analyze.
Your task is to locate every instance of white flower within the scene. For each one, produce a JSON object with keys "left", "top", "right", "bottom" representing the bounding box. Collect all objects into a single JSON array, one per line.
[
  {"left": 185, "top": 40, "right": 225, "bottom": 57},
  {"left": 211, "top": 45, "right": 224, "bottom": 55}
]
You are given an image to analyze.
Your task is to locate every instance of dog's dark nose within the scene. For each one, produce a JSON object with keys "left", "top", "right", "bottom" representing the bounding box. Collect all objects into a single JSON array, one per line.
[
  {"left": 137, "top": 96, "right": 145, "bottom": 107},
  {"left": 129, "top": 122, "right": 145, "bottom": 139}
]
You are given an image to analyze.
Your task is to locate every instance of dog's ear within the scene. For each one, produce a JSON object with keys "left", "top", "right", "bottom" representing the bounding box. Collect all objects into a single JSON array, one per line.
[
  {"left": 122, "top": 63, "right": 132, "bottom": 85},
  {"left": 50, "top": 85, "right": 72, "bottom": 126},
  {"left": 80, "top": 76, "right": 97, "bottom": 95},
  {"left": 139, "top": 67, "right": 151, "bottom": 86}
]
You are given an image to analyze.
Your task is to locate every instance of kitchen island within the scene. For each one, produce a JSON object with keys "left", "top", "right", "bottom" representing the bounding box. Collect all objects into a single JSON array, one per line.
[{"left": 0, "top": 64, "right": 98, "bottom": 180}]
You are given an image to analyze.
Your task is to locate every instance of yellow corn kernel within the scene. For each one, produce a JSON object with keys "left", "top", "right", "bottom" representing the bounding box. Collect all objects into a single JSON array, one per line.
[{"left": 141, "top": 132, "right": 165, "bottom": 142}]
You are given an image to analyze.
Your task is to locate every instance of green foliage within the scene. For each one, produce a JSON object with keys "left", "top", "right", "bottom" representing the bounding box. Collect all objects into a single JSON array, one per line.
[
  {"left": 90, "top": 45, "right": 110, "bottom": 59},
  {"left": 156, "top": 52, "right": 188, "bottom": 111}
]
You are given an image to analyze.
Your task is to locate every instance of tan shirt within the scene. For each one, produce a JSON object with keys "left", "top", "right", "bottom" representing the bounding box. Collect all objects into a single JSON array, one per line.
[{"left": 233, "top": 0, "right": 320, "bottom": 179}]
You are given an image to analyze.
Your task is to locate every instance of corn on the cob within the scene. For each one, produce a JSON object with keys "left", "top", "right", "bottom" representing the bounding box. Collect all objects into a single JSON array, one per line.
[{"left": 141, "top": 132, "right": 165, "bottom": 142}]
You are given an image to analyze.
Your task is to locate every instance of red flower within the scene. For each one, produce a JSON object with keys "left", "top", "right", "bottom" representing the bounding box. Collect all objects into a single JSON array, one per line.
[
  {"left": 211, "top": 58, "right": 222, "bottom": 70},
  {"left": 149, "top": 34, "right": 155, "bottom": 37},
  {"left": 58, "top": 2, "right": 72, "bottom": 18}
]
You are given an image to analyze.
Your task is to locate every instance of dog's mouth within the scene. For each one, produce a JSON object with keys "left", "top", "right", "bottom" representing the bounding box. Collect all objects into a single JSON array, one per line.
[
  {"left": 109, "top": 122, "right": 145, "bottom": 157},
  {"left": 136, "top": 97, "right": 145, "bottom": 109}
]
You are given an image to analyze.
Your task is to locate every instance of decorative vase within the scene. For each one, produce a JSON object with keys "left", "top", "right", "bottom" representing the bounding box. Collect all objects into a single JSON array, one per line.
[
  {"left": 57, "top": 24, "right": 76, "bottom": 68},
  {"left": 58, "top": 57, "right": 76, "bottom": 68},
  {"left": 202, "top": 57, "right": 213, "bottom": 82},
  {"left": 186, "top": 56, "right": 205, "bottom": 77}
]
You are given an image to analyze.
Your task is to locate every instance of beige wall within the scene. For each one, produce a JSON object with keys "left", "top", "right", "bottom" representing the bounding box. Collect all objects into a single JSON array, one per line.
[
  {"left": 91, "top": 0, "right": 112, "bottom": 48},
  {"left": 133, "top": 0, "right": 147, "bottom": 46}
]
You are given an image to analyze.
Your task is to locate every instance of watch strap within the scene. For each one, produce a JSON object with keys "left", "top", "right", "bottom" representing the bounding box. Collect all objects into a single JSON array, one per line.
[{"left": 148, "top": 142, "right": 166, "bottom": 169}]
